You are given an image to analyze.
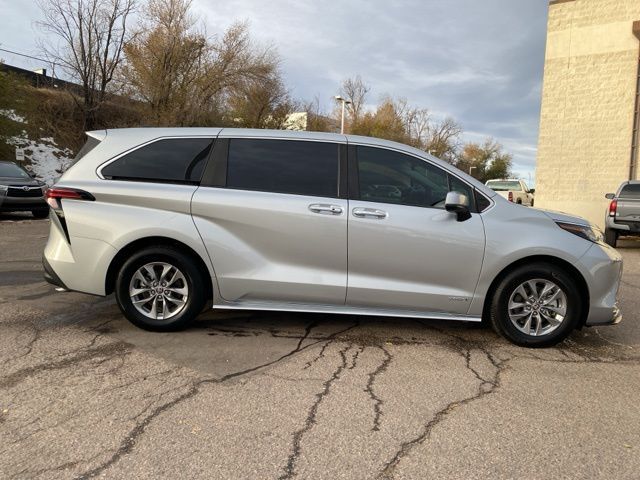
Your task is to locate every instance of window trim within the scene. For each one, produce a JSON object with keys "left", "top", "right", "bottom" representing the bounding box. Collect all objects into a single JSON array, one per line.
[
  {"left": 349, "top": 144, "right": 481, "bottom": 213},
  {"left": 96, "top": 136, "right": 217, "bottom": 184},
  {"left": 200, "top": 137, "right": 347, "bottom": 200}
]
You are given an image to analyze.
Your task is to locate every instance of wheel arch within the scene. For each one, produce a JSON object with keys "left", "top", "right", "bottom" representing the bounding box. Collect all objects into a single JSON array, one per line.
[
  {"left": 105, "top": 236, "right": 213, "bottom": 300},
  {"left": 481, "top": 255, "right": 590, "bottom": 327}
]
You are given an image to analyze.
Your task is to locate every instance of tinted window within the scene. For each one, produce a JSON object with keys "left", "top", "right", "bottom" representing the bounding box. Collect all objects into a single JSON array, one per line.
[
  {"left": 0, "top": 162, "right": 30, "bottom": 178},
  {"left": 619, "top": 183, "right": 640, "bottom": 199},
  {"left": 357, "top": 146, "right": 450, "bottom": 208},
  {"left": 226, "top": 139, "right": 339, "bottom": 198},
  {"left": 102, "top": 138, "right": 213, "bottom": 183},
  {"left": 475, "top": 190, "right": 492, "bottom": 212}
]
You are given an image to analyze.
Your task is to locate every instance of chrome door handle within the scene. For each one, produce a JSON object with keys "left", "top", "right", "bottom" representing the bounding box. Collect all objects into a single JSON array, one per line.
[
  {"left": 308, "top": 204, "right": 343, "bottom": 215},
  {"left": 352, "top": 207, "right": 388, "bottom": 219}
]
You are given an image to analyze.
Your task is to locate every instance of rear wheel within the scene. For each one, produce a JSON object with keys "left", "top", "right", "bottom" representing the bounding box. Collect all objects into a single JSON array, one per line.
[
  {"left": 32, "top": 209, "right": 49, "bottom": 219},
  {"left": 604, "top": 228, "right": 618, "bottom": 248},
  {"left": 115, "top": 246, "right": 206, "bottom": 331},
  {"left": 489, "top": 263, "right": 583, "bottom": 347}
]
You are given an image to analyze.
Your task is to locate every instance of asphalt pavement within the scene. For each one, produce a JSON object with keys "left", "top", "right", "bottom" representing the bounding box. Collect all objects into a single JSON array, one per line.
[{"left": 1, "top": 213, "right": 639, "bottom": 479}]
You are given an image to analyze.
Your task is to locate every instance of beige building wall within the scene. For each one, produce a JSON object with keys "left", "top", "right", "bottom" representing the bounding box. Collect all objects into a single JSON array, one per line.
[{"left": 535, "top": 0, "right": 640, "bottom": 229}]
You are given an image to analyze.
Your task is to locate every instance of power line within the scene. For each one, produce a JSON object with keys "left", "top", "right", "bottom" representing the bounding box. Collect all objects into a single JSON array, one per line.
[{"left": 0, "top": 47, "right": 60, "bottom": 66}]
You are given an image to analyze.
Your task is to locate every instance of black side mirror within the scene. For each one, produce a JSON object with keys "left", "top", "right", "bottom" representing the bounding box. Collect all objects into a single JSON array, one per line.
[
  {"left": 445, "top": 191, "right": 471, "bottom": 222},
  {"left": 529, "top": 188, "right": 535, "bottom": 194},
  {"left": 605, "top": 193, "right": 615, "bottom": 200}
]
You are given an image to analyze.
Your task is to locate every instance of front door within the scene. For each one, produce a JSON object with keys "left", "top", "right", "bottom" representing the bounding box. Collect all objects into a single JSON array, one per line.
[{"left": 346, "top": 145, "right": 485, "bottom": 314}]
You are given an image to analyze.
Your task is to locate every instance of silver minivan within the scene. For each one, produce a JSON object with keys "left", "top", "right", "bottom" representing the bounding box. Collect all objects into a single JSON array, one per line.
[{"left": 43, "top": 128, "right": 623, "bottom": 347}]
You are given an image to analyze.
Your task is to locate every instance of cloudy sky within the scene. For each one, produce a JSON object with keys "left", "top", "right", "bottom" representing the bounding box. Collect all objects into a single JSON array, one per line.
[{"left": 0, "top": 0, "right": 549, "bottom": 183}]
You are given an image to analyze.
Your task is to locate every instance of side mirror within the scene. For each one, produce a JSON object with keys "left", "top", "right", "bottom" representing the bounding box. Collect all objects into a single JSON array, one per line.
[
  {"left": 529, "top": 188, "right": 535, "bottom": 194},
  {"left": 445, "top": 191, "right": 471, "bottom": 222},
  {"left": 605, "top": 193, "right": 615, "bottom": 200}
]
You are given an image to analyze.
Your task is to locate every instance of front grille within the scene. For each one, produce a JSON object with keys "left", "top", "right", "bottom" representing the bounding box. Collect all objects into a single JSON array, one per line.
[{"left": 7, "top": 186, "right": 43, "bottom": 198}]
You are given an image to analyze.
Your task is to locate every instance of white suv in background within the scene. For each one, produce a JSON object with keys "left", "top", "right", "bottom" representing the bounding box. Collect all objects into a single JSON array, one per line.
[{"left": 42, "top": 128, "right": 622, "bottom": 347}]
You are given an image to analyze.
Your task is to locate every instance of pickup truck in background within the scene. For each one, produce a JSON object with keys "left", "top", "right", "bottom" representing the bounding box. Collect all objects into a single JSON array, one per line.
[
  {"left": 604, "top": 180, "right": 640, "bottom": 247},
  {"left": 485, "top": 179, "right": 535, "bottom": 206}
]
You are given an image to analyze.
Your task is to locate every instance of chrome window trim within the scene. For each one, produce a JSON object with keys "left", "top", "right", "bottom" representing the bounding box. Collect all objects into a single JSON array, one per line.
[{"left": 95, "top": 135, "right": 218, "bottom": 180}]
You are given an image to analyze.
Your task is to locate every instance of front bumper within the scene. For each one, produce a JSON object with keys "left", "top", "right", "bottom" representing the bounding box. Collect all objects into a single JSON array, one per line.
[
  {"left": 0, "top": 195, "right": 47, "bottom": 211},
  {"left": 579, "top": 242, "right": 623, "bottom": 326}
]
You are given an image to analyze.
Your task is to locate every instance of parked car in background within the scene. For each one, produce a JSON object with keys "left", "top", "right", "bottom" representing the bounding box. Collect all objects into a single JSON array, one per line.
[
  {"left": 485, "top": 179, "right": 535, "bottom": 206},
  {"left": 42, "top": 128, "right": 622, "bottom": 347},
  {"left": 604, "top": 180, "right": 640, "bottom": 247},
  {"left": 0, "top": 161, "right": 49, "bottom": 218}
]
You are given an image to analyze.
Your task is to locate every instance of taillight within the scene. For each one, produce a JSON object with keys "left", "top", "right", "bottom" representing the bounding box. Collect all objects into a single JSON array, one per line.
[
  {"left": 609, "top": 199, "right": 617, "bottom": 217},
  {"left": 508, "top": 191, "right": 513, "bottom": 202},
  {"left": 46, "top": 187, "right": 95, "bottom": 210}
]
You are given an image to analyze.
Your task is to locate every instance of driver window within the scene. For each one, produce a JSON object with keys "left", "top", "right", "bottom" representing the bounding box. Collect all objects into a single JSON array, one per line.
[{"left": 356, "top": 146, "right": 449, "bottom": 209}]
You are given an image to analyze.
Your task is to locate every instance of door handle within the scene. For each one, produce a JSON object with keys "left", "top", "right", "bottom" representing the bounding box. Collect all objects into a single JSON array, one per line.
[
  {"left": 352, "top": 207, "right": 388, "bottom": 219},
  {"left": 308, "top": 204, "right": 343, "bottom": 215}
]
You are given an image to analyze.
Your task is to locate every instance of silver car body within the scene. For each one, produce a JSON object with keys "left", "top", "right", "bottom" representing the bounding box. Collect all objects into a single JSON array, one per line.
[{"left": 44, "top": 128, "right": 622, "bottom": 326}]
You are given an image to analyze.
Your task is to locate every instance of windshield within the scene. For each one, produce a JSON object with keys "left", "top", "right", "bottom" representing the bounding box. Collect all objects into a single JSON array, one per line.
[
  {"left": 0, "top": 162, "right": 30, "bottom": 179},
  {"left": 486, "top": 180, "right": 522, "bottom": 192}
]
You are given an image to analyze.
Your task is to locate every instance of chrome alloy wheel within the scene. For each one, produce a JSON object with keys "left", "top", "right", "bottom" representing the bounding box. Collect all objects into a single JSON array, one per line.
[
  {"left": 507, "top": 279, "right": 567, "bottom": 337},
  {"left": 129, "top": 262, "right": 189, "bottom": 320}
]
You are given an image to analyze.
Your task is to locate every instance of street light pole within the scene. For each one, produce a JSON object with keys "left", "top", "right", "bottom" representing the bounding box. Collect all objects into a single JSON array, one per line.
[{"left": 334, "top": 95, "right": 352, "bottom": 134}]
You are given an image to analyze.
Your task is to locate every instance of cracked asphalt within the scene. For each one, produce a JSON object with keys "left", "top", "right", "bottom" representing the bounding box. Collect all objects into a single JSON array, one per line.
[{"left": 1, "top": 214, "right": 639, "bottom": 479}]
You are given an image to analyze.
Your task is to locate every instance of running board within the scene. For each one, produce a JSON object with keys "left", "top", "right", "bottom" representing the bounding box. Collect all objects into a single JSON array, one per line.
[{"left": 212, "top": 301, "right": 481, "bottom": 322}]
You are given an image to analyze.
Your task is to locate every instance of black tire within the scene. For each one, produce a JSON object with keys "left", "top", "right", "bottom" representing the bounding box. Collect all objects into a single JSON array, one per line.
[
  {"left": 115, "top": 246, "right": 206, "bottom": 331},
  {"left": 516, "top": 198, "right": 522, "bottom": 205},
  {"left": 32, "top": 209, "right": 49, "bottom": 219},
  {"left": 530, "top": 199, "right": 534, "bottom": 207},
  {"left": 604, "top": 228, "right": 618, "bottom": 248},
  {"left": 489, "top": 262, "right": 583, "bottom": 348}
]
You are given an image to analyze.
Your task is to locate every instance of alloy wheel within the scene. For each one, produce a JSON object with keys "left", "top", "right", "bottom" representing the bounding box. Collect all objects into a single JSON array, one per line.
[
  {"left": 507, "top": 278, "right": 567, "bottom": 337},
  {"left": 128, "top": 262, "right": 189, "bottom": 320}
]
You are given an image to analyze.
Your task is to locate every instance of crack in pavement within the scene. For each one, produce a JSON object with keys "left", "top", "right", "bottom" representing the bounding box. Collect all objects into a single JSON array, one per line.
[
  {"left": 75, "top": 321, "right": 360, "bottom": 478},
  {"left": 365, "top": 346, "right": 393, "bottom": 432},
  {"left": 377, "top": 344, "right": 507, "bottom": 479},
  {"left": 278, "top": 344, "right": 353, "bottom": 480}
]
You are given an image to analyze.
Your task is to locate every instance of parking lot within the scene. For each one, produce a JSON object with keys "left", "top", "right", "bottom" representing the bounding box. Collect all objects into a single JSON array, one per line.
[{"left": 1, "top": 214, "right": 639, "bottom": 479}]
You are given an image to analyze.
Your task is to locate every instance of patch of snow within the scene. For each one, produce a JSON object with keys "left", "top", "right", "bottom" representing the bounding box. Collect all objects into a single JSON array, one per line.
[
  {"left": 0, "top": 109, "right": 27, "bottom": 124},
  {"left": 7, "top": 134, "right": 73, "bottom": 185}
]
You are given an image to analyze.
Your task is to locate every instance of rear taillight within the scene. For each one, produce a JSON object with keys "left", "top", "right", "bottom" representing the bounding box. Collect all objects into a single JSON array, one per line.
[
  {"left": 609, "top": 199, "right": 617, "bottom": 217},
  {"left": 508, "top": 191, "right": 513, "bottom": 202},
  {"left": 45, "top": 187, "right": 95, "bottom": 210}
]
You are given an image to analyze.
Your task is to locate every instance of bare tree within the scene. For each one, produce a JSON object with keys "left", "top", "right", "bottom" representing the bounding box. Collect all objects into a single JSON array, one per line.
[
  {"left": 37, "top": 0, "right": 136, "bottom": 129},
  {"left": 424, "top": 117, "right": 462, "bottom": 162},
  {"left": 340, "top": 75, "right": 369, "bottom": 122}
]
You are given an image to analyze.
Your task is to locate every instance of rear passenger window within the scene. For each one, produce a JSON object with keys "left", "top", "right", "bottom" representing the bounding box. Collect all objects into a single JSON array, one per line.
[
  {"left": 619, "top": 184, "right": 640, "bottom": 199},
  {"left": 226, "top": 139, "right": 339, "bottom": 198},
  {"left": 101, "top": 138, "right": 214, "bottom": 183}
]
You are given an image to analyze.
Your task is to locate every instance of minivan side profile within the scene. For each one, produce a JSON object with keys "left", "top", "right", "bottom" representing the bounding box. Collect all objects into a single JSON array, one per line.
[{"left": 43, "top": 128, "right": 623, "bottom": 347}]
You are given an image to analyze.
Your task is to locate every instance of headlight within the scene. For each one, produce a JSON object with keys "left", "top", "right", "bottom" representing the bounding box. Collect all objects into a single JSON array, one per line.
[{"left": 556, "top": 221, "right": 604, "bottom": 243}]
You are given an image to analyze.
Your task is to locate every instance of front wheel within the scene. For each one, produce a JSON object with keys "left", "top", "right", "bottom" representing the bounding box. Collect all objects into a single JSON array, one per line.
[
  {"left": 604, "top": 228, "right": 618, "bottom": 248},
  {"left": 489, "top": 263, "right": 583, "bottom": 347},
  {"left": 115, "top": 246, "right": 206, "bottom": 331}
]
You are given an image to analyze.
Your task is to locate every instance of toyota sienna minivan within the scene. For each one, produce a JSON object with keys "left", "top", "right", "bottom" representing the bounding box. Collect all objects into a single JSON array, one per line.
[{"left": 42, "top": 128, "right": 623, "bottom": 347}]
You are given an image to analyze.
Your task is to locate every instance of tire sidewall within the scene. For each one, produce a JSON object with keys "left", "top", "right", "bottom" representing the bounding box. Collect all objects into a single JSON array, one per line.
[
  {"left": 115, "top": 247, "right": 205, "bottom": 331},
  {"left": 492, "top": 263, "right": 582, "bottom": 347}
]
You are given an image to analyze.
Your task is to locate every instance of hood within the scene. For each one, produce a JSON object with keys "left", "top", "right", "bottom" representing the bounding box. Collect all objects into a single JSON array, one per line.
[
  {"left": 0, "top": 176, "right": 43, "bottom": 187},
  {"left": 539, "top": 208, "right": 591, "bottom": 227}
]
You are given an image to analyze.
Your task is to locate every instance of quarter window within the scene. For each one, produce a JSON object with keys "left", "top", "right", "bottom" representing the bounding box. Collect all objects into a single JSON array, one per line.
[
  {"left": 357, "top": 146, "right": 474, "bottom": 210},
  {"left": 226, "top": 139, "right": 339, "bottom": 198},
  {"left": 101, "top": 138, "right": 214, "bottom": 183}
]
